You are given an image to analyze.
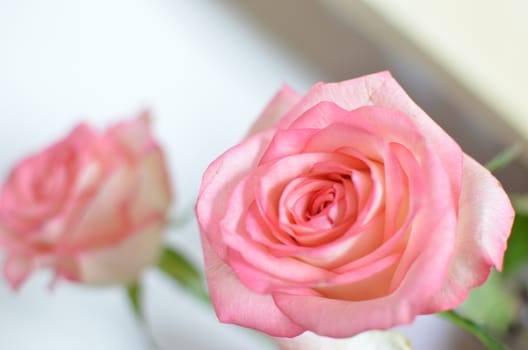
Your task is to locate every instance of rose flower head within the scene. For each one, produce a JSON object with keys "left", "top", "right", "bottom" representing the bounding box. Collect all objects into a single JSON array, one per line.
[
  {"left": 0, "top": 112, "right": 172, "bottom": 289},
  {"left": 196, "top": 72, "right": 514, "bottom": 338}
]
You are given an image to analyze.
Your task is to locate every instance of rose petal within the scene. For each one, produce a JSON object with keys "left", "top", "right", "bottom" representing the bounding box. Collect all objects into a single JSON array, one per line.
[
  {"left": 273, "top": 166, "right": 457, "bottom": 337},
  {"left": 66, "top": 163, "right": 136, "bottom": 249},
  {"left": 277, "top": 72, "right": 462, "bottom": 198},
  {"left": 428, "top": 155, "right": 514, "bottom": 311},
  {"left": 196, "top": 128, "right": 276, "bottom": 258},
  {"left": 260, "top": 128, "right": 318, "bottom": 165},
  {"left": 224, "top": 229, "right": 334, "bottom": 289},
  {"left": 272, "top": 292, "right": 415, "bottom": 338},
  {"left": 3, "top": 254, "right": 34, "bottom": 290},
  {"left": 222, "top": 170, "right": 335, "bottom": 289},
  {"left": 78, "top": 220, "right": 164, "bottom": 284},
  {"left": 201, "top": 236, "right": 304, "bottom": 337},
  {"left": 290, "top": 104, "right": 424, "bottom": 158},
  {"left": 315, "top": 252, "right": 400, "bottom": 301},
  {"left": 128, "top": 147, "right": 172, "bottom": 226},
  {"left": 106, "top": 111, "right": 156, "bottom": 158},
  {"left": 303, "top": 122, "right": 384, "bottom": 162}
]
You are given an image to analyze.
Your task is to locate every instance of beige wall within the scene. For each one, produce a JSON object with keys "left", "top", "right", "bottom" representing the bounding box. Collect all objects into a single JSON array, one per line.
[{"left": 327, "top": 0, "right": 528, "bottom": 137}]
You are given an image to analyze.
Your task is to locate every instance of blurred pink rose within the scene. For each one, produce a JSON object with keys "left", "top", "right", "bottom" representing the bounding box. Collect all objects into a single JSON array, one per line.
[
  {"left": 196, "top": 72, "right": 514, "bottom": 338},
  {"left": 0, "top": 112, "right": 172, "bottom": 288}
]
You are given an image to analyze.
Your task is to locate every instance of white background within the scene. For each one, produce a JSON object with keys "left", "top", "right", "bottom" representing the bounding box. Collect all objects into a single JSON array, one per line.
[{"left": 0, "top": 1, "right": 477, "bottom": 349}]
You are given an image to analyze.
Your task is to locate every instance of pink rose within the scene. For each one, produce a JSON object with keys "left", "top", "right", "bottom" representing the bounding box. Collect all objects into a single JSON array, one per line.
[
  {"left": 196, "top": 72, "right": 514, "bottom": 338},
  {"left": 0, "top": 112, "right": 172, "bottom": 288}
]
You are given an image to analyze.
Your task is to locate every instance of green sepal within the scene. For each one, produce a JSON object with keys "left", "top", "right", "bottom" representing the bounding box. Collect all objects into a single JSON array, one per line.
[
  {"left": 485, "top": 144, "right": 522, "bottom": 172},
  {"left": 126, "top": 280, "right": 143, "bottom": 318}
]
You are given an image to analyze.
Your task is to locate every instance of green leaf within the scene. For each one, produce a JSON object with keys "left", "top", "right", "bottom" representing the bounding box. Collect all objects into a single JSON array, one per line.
[
  {"left": 457, "top": 270, "right": 520, "bottom": 335},
  {"left": 485, "top": 144, "right": 522, "bottom": 172},
  {"left": 503, "top": 212, "right": 528, "bottom": 276},
  {"left": 127, "top": 281, "right": 142, "bottom": 318},
  {"left": 157, "top": 246, "right": 210, "bottom": 303},
  {"left": 439, "top": 310, "right": 509, "bottom": 350}
]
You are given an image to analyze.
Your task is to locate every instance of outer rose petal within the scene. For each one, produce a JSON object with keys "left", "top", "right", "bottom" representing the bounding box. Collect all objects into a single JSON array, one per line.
[
  {"left": 197, "top": 129, "right": 276, "bottom": 258},
  {"left": 201, "top": 236, "right": 304, "bottom": 337},
  {"left": 106, "top": 111, "right": 156, "bottom": 157},
  {"left": 78, "top": 221, "right": 165, "bottom": 284},
  {"left": 3, "top": 254, "right": 34, "bottom": 290},
  {"left": 274, "top": 330, "right": 412, "bottom": 350},
  {"left": 246, "top": 85, "right": 301, "bottom": 137},
  {"left": 429, "top": 155, "right": 514, "bottom": 310}
]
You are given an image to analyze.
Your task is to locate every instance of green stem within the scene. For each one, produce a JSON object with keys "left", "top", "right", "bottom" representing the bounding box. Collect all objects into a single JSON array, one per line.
[
  {"left": 485, "top": 144, "right": 522, "bottom": 172},
  {"left": 439, "top": 310, "right": 509, "bottom": 350}
]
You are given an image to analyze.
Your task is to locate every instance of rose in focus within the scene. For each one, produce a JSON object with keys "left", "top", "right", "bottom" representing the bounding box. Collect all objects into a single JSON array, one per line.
[
  {"left": 0, "top": 112, "right": 172, "bottom": 288},
  {"left": 196, "top": 72, "right": 514, "bottom": 337}
]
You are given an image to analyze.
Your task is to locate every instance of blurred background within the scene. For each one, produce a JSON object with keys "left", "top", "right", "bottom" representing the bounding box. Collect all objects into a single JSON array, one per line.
[{"left": 0, "top": 0, "right": 526, "bottom": 349}]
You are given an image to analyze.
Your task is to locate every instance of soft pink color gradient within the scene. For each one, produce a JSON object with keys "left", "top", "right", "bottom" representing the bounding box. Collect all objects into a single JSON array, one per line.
[
  {"left": 196, "top": 72, "right": 514, "bottom": 338},
  {"left": 0, "top": 112, "right": 172, "bottom": 288}
]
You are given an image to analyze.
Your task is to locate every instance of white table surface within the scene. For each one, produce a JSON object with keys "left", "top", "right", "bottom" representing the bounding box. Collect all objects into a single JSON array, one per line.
[{"left": 0, "top": 1, "right": 474, "bottom": 349}]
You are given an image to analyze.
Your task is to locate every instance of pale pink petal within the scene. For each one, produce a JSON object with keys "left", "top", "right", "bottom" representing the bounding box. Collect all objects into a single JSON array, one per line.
[
  {"left": 388, "top": 144, "right": 458, "bottom": 292},
  {"left": 296, "top": 219, "right": 385, "bottom": 270},
  {"left": 3, "top": 254, "right": 34, "bottom": 290},
  {"left": 273, "top": 237, "right": 454, "bottom": 337},
  {"left": 53, "top": 255, "right": 81, "bottom": 282},
  {"left": 428, "top": 155, "right": 514, "bottom": 311},
  {"left": 290, "top": 105, "right": 424, "bottom": 158},
  {"left": 67, "top": 163, "right": 136, "bottom": 249},
  {"left": 303, "top": 122, "right": 384, "bottom": 161},
  {"left": 106, "top": 111, "right": 155, "bottom": 158},
  {"left": 128, "top": 147, "right": 172, "bottom": 226},
  {"left": 259, "top": 128, "right": 318, "bottom": 165},
  {"left": 382, "top": 142, "right": 409, "bottom": 238},
  {"left": 226, "top": 249, "right": 328, "bottom": 295},
  {"left": 78, "top": 221, "right": 164, "bottom": 284},
  {"left": 196, "top": 129, "right": 276, "bottom": 258},
  {"left": 201, "top": 237, "right": 304, "bottom": 337},
  {"left": 224, "top": 231, "right": 333, "bottom": 289},
  {"left": 273, "top": 292, "right": 415, "bottom": 338},
  {"left": 277, "top": 72, "right": 462, "bottom": 197},
  {"left": 246, "top": 85, "right": 301, "bottom": 137},
  {"left": 309, "top": 260, "right": 398, "bottom": 303}
]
